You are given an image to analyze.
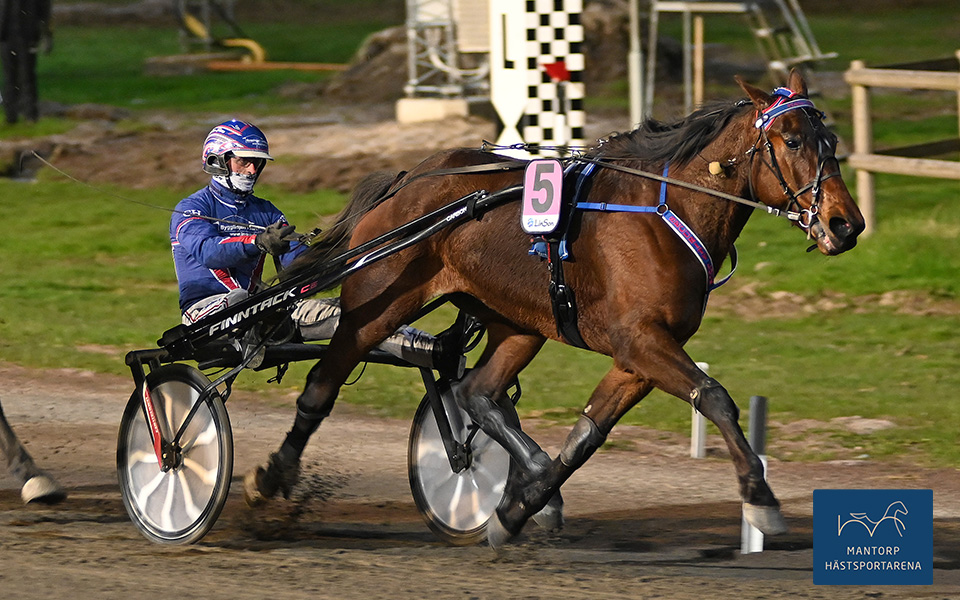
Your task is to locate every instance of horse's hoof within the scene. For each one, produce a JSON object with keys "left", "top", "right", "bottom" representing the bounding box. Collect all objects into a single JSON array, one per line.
[
  {"left": 531, "top": 490, "right": 564, "bottom": 531},
  {"left": 485, "top": 512, "right": 515, "bottom": 550},
  {"left": 743, "top": 503, "right": 789, "bottom": 535},
  {"left": 244, "top": 452, "right": 300, "bottom": 507},
  {"left": 21, "top": 475, "right": 66, "bottom": 504},
  {"left": 243, "top": 467, "right": 268, "bottom": 507}
]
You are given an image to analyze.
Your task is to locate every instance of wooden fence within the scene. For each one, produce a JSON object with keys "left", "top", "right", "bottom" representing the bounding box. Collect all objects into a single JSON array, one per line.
[{"left": 843, "top": 52, "right": 960, "bottom": 235}]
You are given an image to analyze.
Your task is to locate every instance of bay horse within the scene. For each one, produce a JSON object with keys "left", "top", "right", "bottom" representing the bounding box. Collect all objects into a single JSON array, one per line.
[
  {"left": 245, "top": 70, "right": 864, "bottom": 547},
  {"left": 0, "top": 398, "right": 66, "bottom": 504}
]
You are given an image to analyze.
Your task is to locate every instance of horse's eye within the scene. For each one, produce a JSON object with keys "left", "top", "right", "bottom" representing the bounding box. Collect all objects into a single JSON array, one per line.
[{"left": 784, "top": 137, "right": 802, "bottom": 151}]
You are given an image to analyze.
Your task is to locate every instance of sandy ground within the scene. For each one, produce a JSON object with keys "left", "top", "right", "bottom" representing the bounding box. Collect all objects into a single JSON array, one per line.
[{"left": 1, "top": 361, "right": 959, "bottom": 600}]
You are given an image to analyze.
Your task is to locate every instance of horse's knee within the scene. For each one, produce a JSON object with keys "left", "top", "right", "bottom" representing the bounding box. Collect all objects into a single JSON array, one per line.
[
  {"left": 559, "top": 414, "right": 606, "bottom": 467},
  {"left": 690, "top": 377, "right": 739, "bottom": 422}
]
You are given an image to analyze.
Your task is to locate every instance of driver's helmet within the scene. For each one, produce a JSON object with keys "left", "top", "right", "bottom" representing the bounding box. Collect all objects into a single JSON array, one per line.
[{"left": 201, "top": 119, "right": 273, "bottom": 177}]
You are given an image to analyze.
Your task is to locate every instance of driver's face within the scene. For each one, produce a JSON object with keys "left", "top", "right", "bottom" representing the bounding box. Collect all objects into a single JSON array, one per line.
[{"left": 229, "top": 156, "right": 263, "bottom": 175}]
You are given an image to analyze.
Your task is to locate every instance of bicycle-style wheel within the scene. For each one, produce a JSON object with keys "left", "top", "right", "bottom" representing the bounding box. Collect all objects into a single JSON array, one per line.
[
  {"left": 117, "top": 364, "right": 233, "bottom": 544},
  {"left": 408, "top": 389, "right": 511, "bottom": 545}
]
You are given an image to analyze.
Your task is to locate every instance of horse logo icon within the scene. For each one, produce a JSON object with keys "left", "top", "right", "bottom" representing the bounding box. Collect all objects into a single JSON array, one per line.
[{"left": 837, "top": 501, "right": 908, "bottom": 537}]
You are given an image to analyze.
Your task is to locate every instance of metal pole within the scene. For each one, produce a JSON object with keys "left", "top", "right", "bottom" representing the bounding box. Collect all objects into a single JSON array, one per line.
[
  {"left": 681, "top": 8, "right": 692, "bottom": 114},
  {"left": 741, "top": 395, "right": 768, "bottom": 554},
  {"left": 644, "top": 4, "right": 659, "bottom": 114},
  {"left": 693, "top": 15, "right": 704, "bottom": 108},
  {"left": 628, "top": 0, "right": 644, "bottom": 125}
]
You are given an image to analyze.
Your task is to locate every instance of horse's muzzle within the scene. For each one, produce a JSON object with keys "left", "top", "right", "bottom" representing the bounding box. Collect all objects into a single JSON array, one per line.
[{"left": 810, "top": 215, "right": 862, "bottom": 255}]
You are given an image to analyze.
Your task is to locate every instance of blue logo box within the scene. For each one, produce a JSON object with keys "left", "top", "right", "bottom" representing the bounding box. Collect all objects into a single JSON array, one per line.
[{"left": 813, "top": 489, "right": 932, "bottom": 585}]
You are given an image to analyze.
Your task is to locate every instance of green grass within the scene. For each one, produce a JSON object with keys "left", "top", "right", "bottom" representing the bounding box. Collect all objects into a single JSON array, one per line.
[
  {"left": 31, "top": 13, "right": 395, "bottom": 115},
  {"left": 2, "top": 168, "right": 958, "bottom": 466}
]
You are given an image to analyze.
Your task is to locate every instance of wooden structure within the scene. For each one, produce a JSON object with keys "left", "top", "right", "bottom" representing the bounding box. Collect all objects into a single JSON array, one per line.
[
  {"left": 641, "top": 0, "right": 836, "bottom": 117},
  {"left": 844, "top": 52, "right": 960, "bottom": 235}
]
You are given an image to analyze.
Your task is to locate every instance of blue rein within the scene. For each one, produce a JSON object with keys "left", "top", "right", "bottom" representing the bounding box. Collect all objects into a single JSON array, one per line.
[{"left": 576, "top": 162, "right": 737, "bottom": 293}]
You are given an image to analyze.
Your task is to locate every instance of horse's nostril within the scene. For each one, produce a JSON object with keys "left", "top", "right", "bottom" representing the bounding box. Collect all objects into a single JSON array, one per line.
[{"left": 830, "top": 217, "right": 855, "bottom": 240}]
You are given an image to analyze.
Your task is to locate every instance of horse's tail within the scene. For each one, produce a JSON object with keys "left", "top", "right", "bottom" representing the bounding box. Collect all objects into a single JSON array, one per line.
[{"left": 284, "top": 170, "right": 401, "bottom": 281}]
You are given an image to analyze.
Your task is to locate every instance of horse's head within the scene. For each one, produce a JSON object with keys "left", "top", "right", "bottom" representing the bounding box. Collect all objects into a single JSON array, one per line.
[
  {"left": 889, "top": 500, "right": 909, "bottom": 517},
  {"left": 738, "top": 71, "right": 864, "bottom": 255}
]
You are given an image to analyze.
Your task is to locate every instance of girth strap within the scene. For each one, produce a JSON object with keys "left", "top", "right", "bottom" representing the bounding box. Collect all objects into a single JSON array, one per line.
[
  {"left": 547, "top": 239, "right": 590, "bottom": 350},
  {"left": 531, "top": 160, "right": 594, "bottom": 350},
  {"left": 551, "top": 161, "right": 593, "bottom": 349}
]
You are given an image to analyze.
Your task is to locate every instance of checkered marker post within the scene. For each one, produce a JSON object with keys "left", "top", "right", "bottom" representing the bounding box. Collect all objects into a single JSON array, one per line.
[{"left": 490, "top": 0, "right": 585, "bottom": 157}]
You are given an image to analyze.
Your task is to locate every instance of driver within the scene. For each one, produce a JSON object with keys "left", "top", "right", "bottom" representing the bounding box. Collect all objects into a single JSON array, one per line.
[{"left": 170, "top": 119, "right": 456, "bottom": 372}]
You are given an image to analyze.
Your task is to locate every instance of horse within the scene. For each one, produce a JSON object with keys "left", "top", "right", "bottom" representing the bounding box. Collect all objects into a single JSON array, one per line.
[
  {"left": 244, "top": 70, "right": 864, "bottom": 547},
  {"left": 0, "top": 398, "right": 66, "bottom": 504}
]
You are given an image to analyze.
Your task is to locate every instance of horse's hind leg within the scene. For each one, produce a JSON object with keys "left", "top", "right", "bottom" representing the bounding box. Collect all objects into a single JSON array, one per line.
[
  {"left": 243, "top": 330, "right": 373, "bottom": 505},
  {"left": 451, "top": 323, "right": 565, "bottom": 533},
  {"left": 0, "top": 398, "right": 66, "bottom": 504},
  {"left": 245, "top": 283, "right": 433, "bottom": 505}
]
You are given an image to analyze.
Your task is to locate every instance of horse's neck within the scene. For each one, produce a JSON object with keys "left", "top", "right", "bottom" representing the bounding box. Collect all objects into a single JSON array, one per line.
[{"left": 668, "top": 155, "right": 754, "bottom": 264}]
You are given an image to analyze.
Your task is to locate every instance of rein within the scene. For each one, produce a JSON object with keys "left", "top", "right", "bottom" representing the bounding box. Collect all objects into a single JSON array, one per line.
[{"left": 572, "top": 154, "right": 805, "bottom": 222}]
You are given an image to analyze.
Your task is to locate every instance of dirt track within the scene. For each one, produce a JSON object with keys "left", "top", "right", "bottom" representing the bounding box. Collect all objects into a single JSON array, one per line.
[{"left": 1, "top": 362, "right": 959, "bottom": 599}]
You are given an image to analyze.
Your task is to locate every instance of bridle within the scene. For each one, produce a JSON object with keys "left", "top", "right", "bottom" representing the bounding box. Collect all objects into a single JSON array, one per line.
[{"left": 745, "top": 87, "right": 842, "bottom": 231}]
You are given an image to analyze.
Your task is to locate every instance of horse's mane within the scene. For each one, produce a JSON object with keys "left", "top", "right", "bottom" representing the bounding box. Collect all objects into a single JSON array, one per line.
[
  {"left": 282, "top": 99, "right": 750, "bottom": 283},
  {"left": 589, "top": 98, "right": 750, "bottom": 165}
]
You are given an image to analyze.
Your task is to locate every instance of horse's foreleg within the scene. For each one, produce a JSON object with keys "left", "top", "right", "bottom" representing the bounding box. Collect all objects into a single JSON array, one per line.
[
  {"left": 640, "top": 333, "right": 787, "bottom": 535},
  {"left": 0, "top": 399, "right": 65, "bottom": 504},
  {"left": 686, "top": 376, "right": 786, "bottom": 534}
]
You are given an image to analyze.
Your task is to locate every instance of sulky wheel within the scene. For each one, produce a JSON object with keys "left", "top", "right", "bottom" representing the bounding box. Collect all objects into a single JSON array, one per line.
[
  {"left": 408, "top": 388, "right": 511, "bottom": 546},
  {"left": 117, "top": 364, "right": 233, "bottom": 544}
]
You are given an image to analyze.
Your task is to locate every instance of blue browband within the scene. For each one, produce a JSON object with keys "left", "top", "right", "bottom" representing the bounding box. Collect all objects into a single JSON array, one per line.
[{"left": 576, "top": 162, "right": 737, "bottom": 293}]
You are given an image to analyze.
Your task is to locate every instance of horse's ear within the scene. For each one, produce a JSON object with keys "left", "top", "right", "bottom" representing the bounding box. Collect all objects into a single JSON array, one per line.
[
  {"left": 735, "top": 75, "right": 772, "bottom": 110},
  {"left": 787, "top": 69, "right": 808, "bottom": 96}
]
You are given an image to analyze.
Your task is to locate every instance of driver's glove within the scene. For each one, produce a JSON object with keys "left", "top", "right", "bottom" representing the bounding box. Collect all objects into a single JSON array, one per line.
[{"left": 255, "top": 221, "right": 297, "bottom": 256}]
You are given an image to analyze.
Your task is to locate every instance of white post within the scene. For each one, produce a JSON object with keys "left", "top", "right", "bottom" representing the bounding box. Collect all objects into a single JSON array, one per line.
[
  {"left": 693, "top": 15, "right": 704, "bottom": 108},
  {"left": 741, "top": 395, "right": 768, "bottom": 554},
  {"left": 627, "top": 0, "right": 644, "bottom": 125},
  {"left": 489, "top": 0, "right": 528, "bottom": 156},
  {"left": 690, "top": 362, "right": 709, "bottom": 459},
  {"left": 849, "top": 59, "right": 875, "bottom": 236}
]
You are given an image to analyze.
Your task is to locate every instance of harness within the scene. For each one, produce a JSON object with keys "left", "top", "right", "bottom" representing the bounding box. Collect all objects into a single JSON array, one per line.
[
  {"left": 524, "top": 86, "right": 836, "bottom": 347},
  {"left": 577, "top": 161, "right": 737, "bottom": 293},
  {"left": 527, "top": 160, "right": 595, "bottom": 349}
]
